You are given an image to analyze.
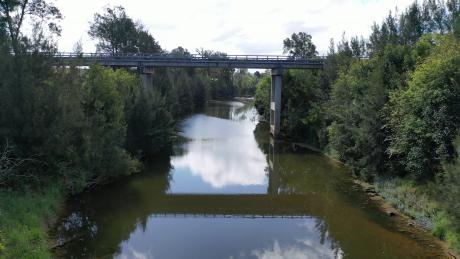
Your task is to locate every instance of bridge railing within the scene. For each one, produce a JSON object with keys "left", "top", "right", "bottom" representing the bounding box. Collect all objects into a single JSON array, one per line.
[{"left": 53, "top": 52, "right": 327, "bottom": 64}]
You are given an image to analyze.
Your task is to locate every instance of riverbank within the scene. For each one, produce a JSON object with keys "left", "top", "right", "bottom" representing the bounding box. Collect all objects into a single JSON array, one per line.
[
  {"left": 355, "top": 176, "right": 459, "bottom": 258},
  {"left": 373, "top": 178, "right": 459, "bottom": 257},
  {"left": 291, "top": 141, "right": 459, "bottom": 258},
  {"left": 0, "top": 185, "right": 63, "bottom": 258}
]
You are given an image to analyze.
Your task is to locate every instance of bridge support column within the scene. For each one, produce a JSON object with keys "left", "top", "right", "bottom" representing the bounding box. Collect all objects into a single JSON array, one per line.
[
  {"left": 140, "top": 66, "right": 154, "bottom": 90},
  {"left": 270, "top": 68, "right": 282, "bottom": 137}
]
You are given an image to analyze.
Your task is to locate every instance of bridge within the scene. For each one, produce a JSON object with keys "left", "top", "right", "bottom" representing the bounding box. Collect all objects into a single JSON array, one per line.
[{"left": 53, "top": 52, "right": 326, "bottom": 137}]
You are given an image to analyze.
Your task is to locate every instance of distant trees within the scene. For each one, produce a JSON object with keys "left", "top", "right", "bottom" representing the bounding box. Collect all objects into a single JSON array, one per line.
[
  {"left": 368, "top": 0, "right": 460, "bottom": 55},
  {"left": 233, "top": 69, "right": 258, "bottom": 97}
]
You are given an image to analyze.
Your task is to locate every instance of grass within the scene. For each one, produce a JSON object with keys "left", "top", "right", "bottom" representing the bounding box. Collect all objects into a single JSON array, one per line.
[
  {"left": 0, "top": 185, "right": 63, "bottom": 259},
  {"left": 374, "top": 177, "right": 460, "bottom": 253}
]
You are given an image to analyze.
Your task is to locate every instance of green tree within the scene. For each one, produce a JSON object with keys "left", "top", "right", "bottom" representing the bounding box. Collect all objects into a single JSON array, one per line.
[
  {"left": 126, "top": 89, "right": 173, "bottom": 157},
  {"left": 89, "top": 6, "right": 161, "bottom": 53},
  {"left": 254, "top": 75, "right": 271, "bottom": 120},
  {"left": 281, "top": 70, "right": 326, "bottom": 144},
  {"left": 283, "top": 32, "right": 318, "bottom": 58},
  {"left": 328, "top": 60, "right": 388, "bottom": 179},
  {"left": 387, "top": 35, "right": 460, "bottom": 179},
  {"left": 0, "top": 0, "right": 62, "bottom": 54},
  {"left": 82, "top": 65, "right": 140, "bottom": 185},
  {"left": 233, "top": 69, "right": 257, "bottom": 96}
]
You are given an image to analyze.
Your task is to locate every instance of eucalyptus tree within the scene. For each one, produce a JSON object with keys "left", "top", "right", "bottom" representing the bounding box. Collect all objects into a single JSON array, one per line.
[
  {"left": 0, "top": 0, "right": 62, "bottom": 54},
  {"left": 89, "top": 6, "right": 161, "bottom": 54},
  {"left": 283, "top": 32, "right": 318, "bottom": 58}
]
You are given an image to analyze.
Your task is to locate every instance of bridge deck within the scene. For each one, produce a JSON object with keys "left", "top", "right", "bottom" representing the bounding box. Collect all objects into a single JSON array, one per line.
[{"left": 53, "top": 52, "right": 325, "bottom": 69}]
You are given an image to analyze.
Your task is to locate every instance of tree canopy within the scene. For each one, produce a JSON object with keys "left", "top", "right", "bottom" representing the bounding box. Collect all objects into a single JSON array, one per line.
[
  {"left": 89, "top": 6, "right": 161, "bottom": 53},
  {"left": 283, "top": 32, "right": 318, "bottom": 58}
]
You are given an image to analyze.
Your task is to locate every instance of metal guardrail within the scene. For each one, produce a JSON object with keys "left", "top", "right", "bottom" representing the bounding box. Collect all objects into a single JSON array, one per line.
[
  {"left": 36, "top": 52, "right": 328, "bottom": 69},
  {"left": 52, "top": 52, "right": 327, "bottom": 63}
]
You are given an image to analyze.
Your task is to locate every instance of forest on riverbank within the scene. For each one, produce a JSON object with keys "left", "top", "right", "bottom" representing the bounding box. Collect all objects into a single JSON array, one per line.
[
  {"left": 0, "top": 3, "right": 258, "bottom": 257},
  {"left": 254, "top": 0, "right": 460, "bottom": 252}
]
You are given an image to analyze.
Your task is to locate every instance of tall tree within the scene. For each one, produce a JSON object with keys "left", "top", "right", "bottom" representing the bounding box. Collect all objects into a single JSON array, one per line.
[
  {"left": 283, "top": 32, "right": 318, "bottom": 58},
  {"left": 89, "top": 6, "right": 161, "bottom": 54},
  {"left": 0, "top": 0, "right": 62, "bottom": 54}
]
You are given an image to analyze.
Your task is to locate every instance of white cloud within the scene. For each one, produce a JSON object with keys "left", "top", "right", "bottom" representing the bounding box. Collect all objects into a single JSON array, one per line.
[{"left": 55, "top": 0, "right": 415, "bottom": 54}]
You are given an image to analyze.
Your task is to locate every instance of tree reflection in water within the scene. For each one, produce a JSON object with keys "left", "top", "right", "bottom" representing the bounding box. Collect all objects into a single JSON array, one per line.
[{"left": 52, "top": 101, "right": 444, "bottom": 259}]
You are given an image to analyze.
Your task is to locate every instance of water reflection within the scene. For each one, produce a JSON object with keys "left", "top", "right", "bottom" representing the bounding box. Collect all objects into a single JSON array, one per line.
[
  {"left": 170, "top": 102, "right": 267, "bottom": 193},
  {"left": 114, "top": 217, "right": 342, "bottom": 259},
  {"left": 53, "top": 101, "right": 445, "bottom": 259}
]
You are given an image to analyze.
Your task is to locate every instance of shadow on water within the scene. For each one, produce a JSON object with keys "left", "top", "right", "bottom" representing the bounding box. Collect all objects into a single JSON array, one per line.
[{"left": 52, "top": 101, "right": 446, "bottom": 259}]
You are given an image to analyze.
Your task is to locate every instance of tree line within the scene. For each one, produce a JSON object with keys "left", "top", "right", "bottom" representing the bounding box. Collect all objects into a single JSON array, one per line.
[
  {"left": 0, "top": 3, "right": 258, "bottom": 193},
  {"left": 255, "top": 0, "right": 460, "bottom": 251}
]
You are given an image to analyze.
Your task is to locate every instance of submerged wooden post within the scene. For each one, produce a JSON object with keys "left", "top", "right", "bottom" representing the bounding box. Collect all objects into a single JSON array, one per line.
[{"left": 270, "top": 68, "right": 282, "bottom": 137}]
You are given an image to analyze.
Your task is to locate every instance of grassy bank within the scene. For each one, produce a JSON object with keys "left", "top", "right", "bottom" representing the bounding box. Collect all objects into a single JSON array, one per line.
[
  {"left": 374, "top": 177, "right": 460, "bottom": 253},
  {"left": 0, "top": 185, "right": 64, "bottom": 259}
]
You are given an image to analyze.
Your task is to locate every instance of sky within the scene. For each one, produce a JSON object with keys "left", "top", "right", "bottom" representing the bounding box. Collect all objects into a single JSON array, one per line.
[{"left": 54, "top": 0, "right": 415, "bottom": 55}]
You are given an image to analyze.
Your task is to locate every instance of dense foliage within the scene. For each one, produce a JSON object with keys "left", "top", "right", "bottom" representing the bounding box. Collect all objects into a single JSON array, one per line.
[
  {"left": 0, "top": 4, "right": 259, "bottom": 192},
  {"left": 254, "top": 0, "right": 460, "bottom": 250},
  {"left": 440, "top": 135, "right": 460, "bottom": 248}
]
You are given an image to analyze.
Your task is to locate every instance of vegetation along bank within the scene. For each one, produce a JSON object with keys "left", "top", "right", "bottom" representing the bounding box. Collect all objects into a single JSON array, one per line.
[{"left": 1, "top": 0, "right": 460, "bottom": 257}]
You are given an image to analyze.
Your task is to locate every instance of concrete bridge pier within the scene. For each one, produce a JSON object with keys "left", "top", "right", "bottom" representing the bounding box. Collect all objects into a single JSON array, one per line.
[
  {"left": 140, "top": 66, "right": 154, "bottom": 90},
  {"left": 270, "top": 68, "right": 282, "bottom": 137}
]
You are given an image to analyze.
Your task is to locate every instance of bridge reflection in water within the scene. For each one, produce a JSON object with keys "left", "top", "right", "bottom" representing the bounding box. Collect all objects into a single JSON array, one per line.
[
  {"left": 52, "top": 101, "right": 444, "bottom": 259},
  {"left": 125, "top": 137, "right": 302, "bottom": 219}
]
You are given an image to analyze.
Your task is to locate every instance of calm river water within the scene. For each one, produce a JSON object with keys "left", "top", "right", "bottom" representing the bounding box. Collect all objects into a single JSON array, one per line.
[{"left": 53, "top": 100, "right": 446, "bottom": 259}]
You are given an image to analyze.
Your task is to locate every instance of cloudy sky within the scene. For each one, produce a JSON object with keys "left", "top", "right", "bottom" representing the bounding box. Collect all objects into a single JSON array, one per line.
[{"left": 55, "top": 0, "right": 415, "bottom": 55}]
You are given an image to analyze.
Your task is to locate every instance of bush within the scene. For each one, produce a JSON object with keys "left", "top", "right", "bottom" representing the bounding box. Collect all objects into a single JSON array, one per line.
[
  {"left": 438, "top": 135, "right": 460, "bottom": 251},
  {"left": 387, "top": 36, "right": 460, "bottom": 179},
  {"left": 254, "top": 76, "right": 271, "bottom": 121},
  {"left": 80, "top": 65, "right": 141, "bottom": 185},
  {"left": 0, "top": 186, "right": 63, "bottom": 259},
  {"left": 126, "top": 89, "right": 174, "bottom": 158},
  {"left": 328, "top": 60, "right": 388, "bottom": 180}
]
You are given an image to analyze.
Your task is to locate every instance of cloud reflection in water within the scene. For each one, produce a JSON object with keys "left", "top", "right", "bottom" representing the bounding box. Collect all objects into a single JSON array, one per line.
[{"left": 170, "top": 106, "right": 268, "bottom": 192}]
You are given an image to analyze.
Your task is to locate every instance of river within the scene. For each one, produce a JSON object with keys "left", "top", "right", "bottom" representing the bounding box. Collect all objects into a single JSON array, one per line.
[{"left": 52, "top": 100, "right": 446, "bottom": 259}]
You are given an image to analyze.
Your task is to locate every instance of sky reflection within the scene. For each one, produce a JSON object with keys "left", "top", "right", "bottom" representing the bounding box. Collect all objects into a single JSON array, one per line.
[
  {"left": 170, "top": 103, "right": 268, "bottom": 193},
  {"left": 114, "top": 217, "right": 342, "bottom": 259}
]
